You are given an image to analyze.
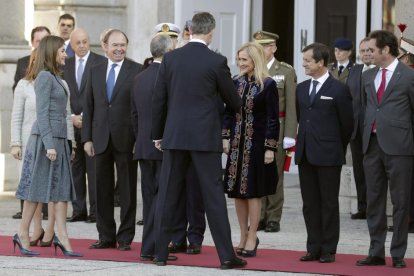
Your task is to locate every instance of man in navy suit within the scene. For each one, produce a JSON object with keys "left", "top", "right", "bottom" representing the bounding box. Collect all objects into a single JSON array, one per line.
[
  {"left": 151, "top": 12, "right": 246, "bottom": 269},
  {"left": 64, "top": 28, "right": 106, "bottom": 223},
  {"left": 295, "top": 43, "right": 353, "bottom": 263},
  {"left": 57, "top": 14, "right": 75, "bottom": 58},
  {"left": 82, "top": 29, "right": 142, "bottom": 251}
]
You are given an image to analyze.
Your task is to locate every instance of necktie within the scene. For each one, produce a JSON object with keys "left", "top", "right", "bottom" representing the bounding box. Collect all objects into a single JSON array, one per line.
[
  {"left": 338, "top": 65, "right": 344, "bottom": 76},
  {"left": 377, "top": 68, "right": 387, "bottom": 103},
  {"left": 372, "top": 68, "right": 387, "bottom": 132},
  {"left": 309, "top": 80, "right": 319, "bottom": 104},
  {"left": 106, "top": 63, "right": 117, "bottom": 101},
  {"left": 76, "top": 58, "right": 84, "bottom": 90}
]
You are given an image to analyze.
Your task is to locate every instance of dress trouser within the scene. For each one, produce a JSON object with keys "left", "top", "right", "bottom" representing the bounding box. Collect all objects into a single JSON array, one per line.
[
  {"left": 155, "top": 149, "right": 236, "bottom": 262},
  {"left": 95, "top": 138, "right": 137, "bottom": 243},
  {"left": 349, "top": 127, "right": 367, "bottom": 212},
  {"left": 299, "top": 156, "right": 341, "bottom": 255},
  {"left": 363, "top": 135, "right": 412, "bottom": 258}
]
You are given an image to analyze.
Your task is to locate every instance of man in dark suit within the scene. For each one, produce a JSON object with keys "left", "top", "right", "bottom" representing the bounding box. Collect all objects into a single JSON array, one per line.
[
  {"left": 82, "top": 29, "right": 142, "bottom": 251},
  {"left": 131, "top": 34, "right": 178, "bottom": 262},
  {"left": 346, "top": 37, "right": 374, "bottom": 220},
  {"left": 11, "top": 26, "right": 50, "bottom": 220},
  {"left": 64, "top": 28, "right": 106, "bottom": 223},
  {"left": 151, "top": 12, "right": 246, "bottom": 269},
  {"left": 328, "top": 38, "right": 354, "bottom": 83},
  {"left": 296, "top": 43, "right": 353, "bottom": 263},
  {"left": 356, "top": 30, "right": 414, "bottom": 269},
  {"left": 57, "top": 13, "right": 75, "bottom": 58},
  {"left": 13, "top": 26, "right": 50, "bottom": 92}
]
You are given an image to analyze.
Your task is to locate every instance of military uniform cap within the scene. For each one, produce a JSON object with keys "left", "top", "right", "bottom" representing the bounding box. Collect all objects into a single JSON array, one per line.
[
  {"left": 400, "top": 37, "right": 414, "bottom": 55},
  {"left": 334, "top": 37, "right": 353, "bottom": 50},
  {"left": 253, "top": 31, "right": 279, "bottom": 44},
  {"left": 154, "top": 23, "right": 181, "bottom": 37}
]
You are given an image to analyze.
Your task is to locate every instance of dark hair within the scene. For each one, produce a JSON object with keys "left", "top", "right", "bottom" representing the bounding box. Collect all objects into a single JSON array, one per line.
[
  {"left": 191, "top": 12, "right": 215, "bottom": 35},
  {"left": 58, "top": 13, "right": 75, "bottom": 27},
  {"left": 32, "top": 35, "right": 65, "bottom": 78},
  {"left": 302, "top": 42, "right": 330, "bottom": 66},
  {"left": 30, "top": 26, "right": 51, "bottom": 43},
  {"left": 368, "top": 30, "right": 399, "bottom": 57},
  {"left": 102, "top": 29, "right": 129, "bottom": 45},
  {"left": 359, "top": 37, "right": 370, "bottom": 45}
]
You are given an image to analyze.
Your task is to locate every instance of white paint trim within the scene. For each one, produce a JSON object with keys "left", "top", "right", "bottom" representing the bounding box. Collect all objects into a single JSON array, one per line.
[
  {"left": 371, "top": 0, "right": 383, "bottom": 31},
  {"left": 355, "top": 0, "right": 368, "bottom": 63},
  {"left": 294, "top": 0, "right": 315, "bottom": 83}
]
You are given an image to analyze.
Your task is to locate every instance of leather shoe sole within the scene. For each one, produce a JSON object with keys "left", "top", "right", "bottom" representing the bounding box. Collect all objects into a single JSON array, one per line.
[
  {"left": 392, "top": 257, "right": 406, "bottom": 268},
  {"left": 89, "top": 240, "right": 117, "bottom": 249},
  {"left": 118, "top": 243, "right": 131, "bottom": 251},
  {"left": 264, "top": 221, "right": 280, "bottom": 233},
  {"left": 186, "top": 244, "right": 201, "bottom": 254},
  {"left": 319, "top": 254, "right": 335, "bottom": 263},
  {"left": 220, "top": 257, "right": 247, "bottom": 269},
  {"left": 350, "top": 211, "right": 366, "bottom": 220},
  {"left": 356, "top": 256, "right": 386, "bottom": 266},
  {"left": 300, "top": 252, "right": 321, "bottom": 261},
  {"left": 168, "top": 242, "right": 187, "bottom": 253}
]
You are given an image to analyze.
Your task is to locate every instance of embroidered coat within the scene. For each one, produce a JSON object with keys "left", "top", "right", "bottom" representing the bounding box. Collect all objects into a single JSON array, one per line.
[{"left": 223, "top": 76, "right": 279, "bottom": 198}]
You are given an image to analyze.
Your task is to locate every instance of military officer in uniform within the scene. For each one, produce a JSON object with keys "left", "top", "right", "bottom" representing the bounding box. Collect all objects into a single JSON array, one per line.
[
  {"left": 328, "top": 38, "right": 354, "bottom": 83},
  {"left": 253, "top": 31, "right": 297, "bottom": 233}
]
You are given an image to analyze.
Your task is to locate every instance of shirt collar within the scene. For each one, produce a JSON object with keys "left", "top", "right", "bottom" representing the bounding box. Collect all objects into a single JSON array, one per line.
[
  {"left": 383, "top": 57, "right": 398, "bottom": 72},
  {"left": 108, "top": 59, "right": 124, "bottom": 68},
  {"left": 267, "top": 57, "right": 275, "bottom": 70},
  {"left": 76, "top": 51, "right": 90, "bottom": 62},
  {"left": 312, "top": 70, "right": 330, "bottom": 86},
  {"left": 338, "top": 60, "right": 349, "bottom": 68},
  {"left": 189, "top": 38, "right": 207, "bottom": 45}
]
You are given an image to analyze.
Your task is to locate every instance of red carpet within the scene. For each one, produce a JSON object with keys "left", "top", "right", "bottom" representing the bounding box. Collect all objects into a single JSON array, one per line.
[{"left": 1, "top": 235, "right": 413, "bottom": 275}]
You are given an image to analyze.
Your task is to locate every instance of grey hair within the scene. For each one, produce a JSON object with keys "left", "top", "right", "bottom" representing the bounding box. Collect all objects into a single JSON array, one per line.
[
  {"left": 191, "top": 12, "right": 215, "bottom": 35},
  {"left": 150, "top": 34, "right": 173, "bottom": 58}
]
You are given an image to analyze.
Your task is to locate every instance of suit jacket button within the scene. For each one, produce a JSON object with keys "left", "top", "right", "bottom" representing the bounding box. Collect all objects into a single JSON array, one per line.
[
  {"left": 109, "top": 104, "right": 112, "bottom": 108},
  {"left": 308, "top": 107, "right": 312, "bottom": 110},
  {"left": 306, "top": 119, "right": 310, "bottom": 123},
  {"left": 376, "top": 108, "right": 379, "bottom": 111}
]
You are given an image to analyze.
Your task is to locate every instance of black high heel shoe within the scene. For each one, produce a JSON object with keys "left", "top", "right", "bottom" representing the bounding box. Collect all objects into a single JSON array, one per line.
[
  {"left": 30, "top": 228, "right": 45, "bottom": 247},
  {"left": 53, "top": 236, "right": 83, "bottom": 257},
  {"left": 12, "top": 234, "right": 40, "bottom": 256},
  {"left": 241, "top": 238, "right": 259, "bottom": 257},
  {"left": 235, "top": 247, "right": 244, "bottom": 256},
  {"left": 40, "top": 233, "right": 55, "bottom": 247}
]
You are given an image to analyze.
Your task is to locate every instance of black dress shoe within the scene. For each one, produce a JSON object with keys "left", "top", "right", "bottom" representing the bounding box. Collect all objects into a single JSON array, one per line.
[
  {"left": 136, "top": 219, "right": 144, "bottom": 226},
  {"left": 257, "top": 220, "right": 266, "bottom": 231},
  {"left": 118, "top": 241, "right": 131, "bottom": 251},
  {"left": 356, "top": 256, "right": 386, "bottom": 266},
  {"left": 319, "top": 253, "right": 335, "bottom": 263},
  {"left": 220, "top": 257, "right": 247, "bottom": 269},
  {"left": 67, "top": 214, "right": 87, "bottom": 222},
  {"left": 388, "top": 225, "right": 394, "bottom": 232},
  {"left": 350, "top": 211, "right": 366, "bottom": 220},
  {"left": 186, "top": 243, "right": 201, "bottom": 254},
  {"left": 12, "top": 212, "right": 22, "bottom": 219},
  {"left": 300, "top": 252, "right": 321, "bottom": 261},
  {"left": 85, "top": 215, "right": 96, "bottom": 223},
  {"left": 168, "top": 242, "right": 187, "bottom": 253},
  {"left": 141, "top": 255, "right": 178, "bottom": 261},
  {"left": 392, "top": 257, "right": 406, "bottom": 268},
  {"left": 89, "top": 240, "right": 117, "bottom": 249},
  {"left": 265, "top": 221, "right": 280, "bottom": 232}
]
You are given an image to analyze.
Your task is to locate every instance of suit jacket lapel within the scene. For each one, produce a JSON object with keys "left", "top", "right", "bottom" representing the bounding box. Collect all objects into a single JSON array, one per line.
[
  {"left": 79, "top": 53, "right": 94, "bottom": 93},
  {"left": 380, "top": 62, "right": 402, "bottom": 105},
  {"left": 309, "top": 76, "right": 332, "bottom": 106}
]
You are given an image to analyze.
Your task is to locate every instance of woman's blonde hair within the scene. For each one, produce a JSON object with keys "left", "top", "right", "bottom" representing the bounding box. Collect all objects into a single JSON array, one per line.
[
  {"left": 237, "top": 42, "right": 269, "bottom": 89},
  {"left": 24, "top": 48, "right": 38, "bottom": 81},
  {"left": 31, "top": 35, "right": 65, "bottom": 78}
]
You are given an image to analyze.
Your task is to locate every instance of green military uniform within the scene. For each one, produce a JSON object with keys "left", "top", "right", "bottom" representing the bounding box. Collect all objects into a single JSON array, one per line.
[
  {"left": 260, "top": 58, "right": 297, "bottom": 226},
  {"left": 328, "top": 61, "right": 354, "bottom": 84}
]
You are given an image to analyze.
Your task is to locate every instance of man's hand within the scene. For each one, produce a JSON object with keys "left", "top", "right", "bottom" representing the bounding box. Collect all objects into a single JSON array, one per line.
[
  {"left": 154, "top": 140, "right": 162, "bottom": 151},
  {"left": 71, "top": 115, "right": 83, "bottom": 129},
  {"left": 222, "top": 139, "right": 230, "bottom": 154},
  {"left": 84, "top": 141, "right": 95, "bottom": 157},
  {"left": 264, "top": 150, "right": 274, "bottom": 164},
  {"left": 11, "top": 146, "right": 22, "bottom": 160}
]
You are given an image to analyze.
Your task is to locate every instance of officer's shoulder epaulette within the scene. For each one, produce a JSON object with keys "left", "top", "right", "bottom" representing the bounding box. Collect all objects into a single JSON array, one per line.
[{"left": 280, "top": 61, "right": 293, "bottom": 69}]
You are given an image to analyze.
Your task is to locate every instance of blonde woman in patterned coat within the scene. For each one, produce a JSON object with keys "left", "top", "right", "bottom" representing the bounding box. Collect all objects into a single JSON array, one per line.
[{"left": 222, "top": 42, "right": 279, "bottom": 258}]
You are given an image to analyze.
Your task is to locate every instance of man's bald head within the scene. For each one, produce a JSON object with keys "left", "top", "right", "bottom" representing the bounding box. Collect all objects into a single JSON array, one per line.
[{"left": 70, "top": 28, "right": 90, "bottom": 58}]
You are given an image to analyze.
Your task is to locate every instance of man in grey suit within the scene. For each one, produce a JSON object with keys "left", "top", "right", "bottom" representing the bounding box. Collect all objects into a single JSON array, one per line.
[
  {"left": 64, "top": 28, "right": 106, "bottom": 223},
  {"left": 356, "top": 30, "right": 414, "bottom": 269}
]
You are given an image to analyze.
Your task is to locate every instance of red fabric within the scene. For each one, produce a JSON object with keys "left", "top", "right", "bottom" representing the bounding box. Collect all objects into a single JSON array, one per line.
[
  {"left": 284, "top": 145, "right": 295, "bottom": 172},
  {"left": 3, "top": 236, "right": 414, "bottom": 275},
  {"left": 372, "top": 68, "right": 387, "bottom": 131}
]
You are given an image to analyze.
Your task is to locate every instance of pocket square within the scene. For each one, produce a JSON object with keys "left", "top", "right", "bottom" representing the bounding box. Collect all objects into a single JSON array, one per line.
[{"left": 320, "top": 96, "right": 333, "bottom": 100}]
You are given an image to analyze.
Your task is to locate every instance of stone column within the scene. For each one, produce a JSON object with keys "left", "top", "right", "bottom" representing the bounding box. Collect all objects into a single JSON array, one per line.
[{"left": 0, "top": 0, "right": 30, "bottom": 191}]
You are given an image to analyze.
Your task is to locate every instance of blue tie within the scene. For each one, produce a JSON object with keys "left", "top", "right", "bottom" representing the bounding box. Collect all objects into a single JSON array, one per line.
[
  {"left": 76, "top": 58, "right": 84, "bottom": 91},
  {"left": 106, "top": 63, "right": 117, "bottom": 101},
  {"left": 309, "top": 80, "right": 318, "bottom": 104}
]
